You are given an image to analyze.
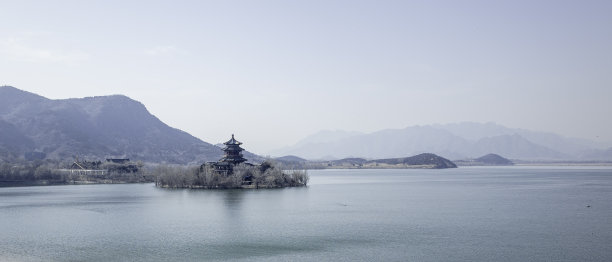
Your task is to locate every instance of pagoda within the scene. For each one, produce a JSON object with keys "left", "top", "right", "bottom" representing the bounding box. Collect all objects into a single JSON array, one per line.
[
  {"left": 219, "top": 134, "right": 247, "bottom": 165},
  {"left": 202, "top": 134, "right": 250, "bottom": 175}
]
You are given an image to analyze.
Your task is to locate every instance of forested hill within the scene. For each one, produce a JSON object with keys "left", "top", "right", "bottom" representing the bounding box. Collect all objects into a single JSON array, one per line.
[
  {"left": 0, "top": 86, "right": 258, "bottom": 164},
  {"left": 320, "top": 153, "right": 457, "bottom": 169},
  {"left": 370, "top": 153, "right": 457, "bottom": 168}
]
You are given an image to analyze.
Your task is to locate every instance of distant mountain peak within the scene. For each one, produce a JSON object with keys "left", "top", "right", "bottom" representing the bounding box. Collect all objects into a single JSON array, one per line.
[
  {"left": 274, "top": 155, "right": 307, "bottom": 162},
  {"left": 0, "top": 85, "right": 47, "bottom": 98},
  {"left": 475, "top": 154, "right": 514, "bottom": 165},
  {"left": 0, "top": 86, "right": 50, "bottom": 114},
  {"left": 273, "top": 122, "right": 604, "bottom": 161},
  {"left": 0, "top": 87, "right": 230, "bottom": 164}
]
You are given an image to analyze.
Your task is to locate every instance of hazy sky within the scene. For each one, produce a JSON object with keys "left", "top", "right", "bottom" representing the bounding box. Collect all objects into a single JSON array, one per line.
[{"left": 1, "top": 0, "right": 611, "bottom": 154}]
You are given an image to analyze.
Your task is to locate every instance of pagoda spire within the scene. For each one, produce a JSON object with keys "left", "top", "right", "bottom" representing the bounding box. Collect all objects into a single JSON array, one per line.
[{"left": 219, "top": 134, "right": 247, "bottom": 164}]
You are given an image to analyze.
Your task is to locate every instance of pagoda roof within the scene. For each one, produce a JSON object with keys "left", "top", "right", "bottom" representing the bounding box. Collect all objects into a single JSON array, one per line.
[
  {"left": 223, "top": 145, "right": 244, "bottom": 151},
  {"left": 219, "top": 156, "right": 247, "bottom": 163},
  {"left": 224, "top": 134, "right": 242, "bottom": 145}
]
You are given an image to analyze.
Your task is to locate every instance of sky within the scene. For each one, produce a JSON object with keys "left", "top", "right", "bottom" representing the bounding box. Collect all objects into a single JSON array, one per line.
[{"left": 1, "top": 0, "right": 611, "bottom": 154}]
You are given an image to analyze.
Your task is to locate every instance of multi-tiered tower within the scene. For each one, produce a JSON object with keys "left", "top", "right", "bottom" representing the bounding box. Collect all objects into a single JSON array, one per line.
[{"left": 219, "top": 134, "right": 247, "bottom": 165}]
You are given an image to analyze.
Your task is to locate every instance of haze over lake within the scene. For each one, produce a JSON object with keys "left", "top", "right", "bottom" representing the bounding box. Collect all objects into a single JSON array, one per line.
[
  {"left": 2, "top": 1, "right": 611, "bottom": 151},
  {"left": 2, "top": 1, "right": 612, "bottom": 261},
  {"left": 2, "top": 167, "right": 611, "bottom": 261}
]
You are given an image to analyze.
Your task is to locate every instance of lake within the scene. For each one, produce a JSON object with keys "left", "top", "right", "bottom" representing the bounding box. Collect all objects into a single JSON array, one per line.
[{"left": 1, "top": 166, "right": 612, "bottom": 261}]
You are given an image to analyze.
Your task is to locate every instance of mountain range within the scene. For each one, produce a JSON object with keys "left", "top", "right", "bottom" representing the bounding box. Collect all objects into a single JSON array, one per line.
[
  {"left": 0, "top": 86, "right": 260, "bottom": 164},
  {"left": 3, "top": 86, "right": 610, "bottom": 164},
  {"left": 269, "top": 123, "right": 612, "bottom": 161}
]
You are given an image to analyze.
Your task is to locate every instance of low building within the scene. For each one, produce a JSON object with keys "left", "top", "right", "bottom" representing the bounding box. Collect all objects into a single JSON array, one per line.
[{"left": 70, "top": 158, "right": 102, "bottom": 170}]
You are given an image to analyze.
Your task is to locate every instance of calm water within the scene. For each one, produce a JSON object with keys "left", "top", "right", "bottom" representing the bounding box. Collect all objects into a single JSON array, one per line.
[{"left": 1, "top": 167, "right": 612, "bottom": 261}]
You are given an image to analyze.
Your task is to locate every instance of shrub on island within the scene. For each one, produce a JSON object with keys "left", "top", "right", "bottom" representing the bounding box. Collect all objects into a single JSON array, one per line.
[{"left": 154, "top": 161, "right": 308, "bottom": 189}]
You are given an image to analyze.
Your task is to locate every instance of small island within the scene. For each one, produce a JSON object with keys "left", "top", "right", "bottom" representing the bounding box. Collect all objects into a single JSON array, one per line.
[
  {"left": 155, "top": 135, "right": 309, "bottom": 189},
  {"left": 454, "top": 153, "right": 514, "bottom": 166},
  {"left": 274, "top": 153, "right": 458, "bottom": 169}
]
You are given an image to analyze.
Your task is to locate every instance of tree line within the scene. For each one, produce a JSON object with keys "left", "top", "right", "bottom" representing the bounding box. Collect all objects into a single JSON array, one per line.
[
  {"left": 0, "top": 159, "right": 151, "bottom": 185},
  {"left": 154, "top": 161, "right": 309, "bottom": 189},
  {"left": 0, "top": 159, "right": 308, "bottom": 188}
]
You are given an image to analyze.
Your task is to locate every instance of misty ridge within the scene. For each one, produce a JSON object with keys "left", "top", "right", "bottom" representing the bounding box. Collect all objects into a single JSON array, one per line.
[
  {"left": 269, "top": 123, "right": 612, "bottom": 161},
  {"left": 0, "top": 86, "right": 262, "bottom": 164},
  {"left": 1, "top": 85, "right": 611, "bottom": 164}
]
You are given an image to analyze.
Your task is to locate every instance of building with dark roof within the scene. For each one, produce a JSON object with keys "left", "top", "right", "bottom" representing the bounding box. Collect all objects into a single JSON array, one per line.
[
  {"left": 204, "top": 134, "right": 252, "bottom": 175},
  {"left": 218, "top": 134, "right": 247, "bottom": 165}
]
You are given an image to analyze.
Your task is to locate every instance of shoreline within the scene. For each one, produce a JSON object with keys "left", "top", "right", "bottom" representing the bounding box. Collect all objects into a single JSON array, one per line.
[
  {"left": 0, "top": 180, "right": 140, "bottom": 187},
  {"left": 156, "top": 184, "right": 307, "bottom": 189},
  {"left": 319, "top": 164, "right": 449, "bottom": 169}
]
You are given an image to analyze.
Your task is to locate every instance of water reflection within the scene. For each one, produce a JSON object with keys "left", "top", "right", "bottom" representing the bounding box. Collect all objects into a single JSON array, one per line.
[
  {"left": 218, "top": 189, "right": 248, "bottom": 235},
  {"left": 221, "top": 189, "right": 245, "bottom": 215}
]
